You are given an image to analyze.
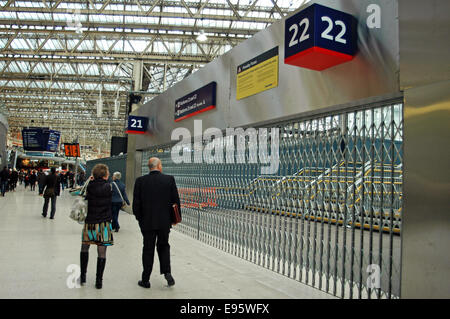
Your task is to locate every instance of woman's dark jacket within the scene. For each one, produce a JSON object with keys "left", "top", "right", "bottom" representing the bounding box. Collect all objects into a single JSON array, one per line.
[{"left": 85, "top": 178, "right": 113, "bottom": 224}]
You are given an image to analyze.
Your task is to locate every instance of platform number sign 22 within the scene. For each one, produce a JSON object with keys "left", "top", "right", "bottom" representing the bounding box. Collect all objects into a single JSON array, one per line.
[{"left": 285, "top": 4, "right": 357, "bottom": 71}]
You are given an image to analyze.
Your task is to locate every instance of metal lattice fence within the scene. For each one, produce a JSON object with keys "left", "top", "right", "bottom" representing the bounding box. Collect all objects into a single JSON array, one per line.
[
  {"left": 142, "top": 101, "right": 403, "bottom": 299},
  {"left": 87, "top": 154, "right": 127, "bottom": 183}
]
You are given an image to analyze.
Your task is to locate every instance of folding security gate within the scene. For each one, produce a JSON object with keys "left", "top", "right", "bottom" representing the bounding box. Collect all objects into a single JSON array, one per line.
[{"left": 142, "top": 99, "right": 403, "bottom": 299}]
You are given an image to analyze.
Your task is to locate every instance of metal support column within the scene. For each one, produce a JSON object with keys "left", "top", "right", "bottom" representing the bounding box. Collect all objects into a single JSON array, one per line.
[{"left": 125, "top": 60, "right": 144, "bottom": 206}]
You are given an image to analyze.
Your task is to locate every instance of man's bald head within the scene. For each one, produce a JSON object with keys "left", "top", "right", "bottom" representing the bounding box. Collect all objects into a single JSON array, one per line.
[{"left": 148, "top": 157, "right": 162, "bottom": 171}]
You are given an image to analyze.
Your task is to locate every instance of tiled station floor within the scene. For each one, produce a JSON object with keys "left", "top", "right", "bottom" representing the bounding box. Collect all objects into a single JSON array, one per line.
[{"left": 0, "top": 185, "right": 335, "bottom": 299}]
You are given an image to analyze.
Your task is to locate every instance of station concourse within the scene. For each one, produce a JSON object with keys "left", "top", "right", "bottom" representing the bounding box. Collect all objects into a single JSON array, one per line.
[
  {"left": 0, "top": 0, "right": 449, "bottom": 302},
  {"left": 0, "top": 185, "right": 333, "bottom": 299}
]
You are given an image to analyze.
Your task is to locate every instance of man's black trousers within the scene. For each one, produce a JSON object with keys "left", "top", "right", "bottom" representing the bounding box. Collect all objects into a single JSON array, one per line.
[
  {"left": 43, "top": 195, "right": 57, "bottom": 218},
  {"left": 141, "top": 229, "right": 171, "bottom": 281}
]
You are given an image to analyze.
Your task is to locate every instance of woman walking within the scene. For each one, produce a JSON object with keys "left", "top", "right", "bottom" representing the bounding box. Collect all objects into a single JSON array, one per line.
[
  {"left": 111, "top": 172, "right": 130, "bottom": 232},
  {"left": 79, "top": 164, "right": 113, "bottom": 289}
]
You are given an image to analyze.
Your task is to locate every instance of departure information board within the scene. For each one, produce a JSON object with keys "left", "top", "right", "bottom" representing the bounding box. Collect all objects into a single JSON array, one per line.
[
  {"left": 47, "top": 130, "right": 61, "bottom": 152},
  {"left": 22, "top": 128, "right": 46, "bottom": 151},
  {"left": 22, "top": 128, "right": 61, "bottom": 152}
]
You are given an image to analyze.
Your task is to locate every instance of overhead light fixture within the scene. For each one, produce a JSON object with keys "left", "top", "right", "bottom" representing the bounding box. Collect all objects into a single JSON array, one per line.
[
  {"left": 114, "top": 91, "right": 120, "bottom": 118},
  {"left": 97, "top": 89, "right": 103, "bottom": 117},
  {"left": 196, "top": 30, "right": 207, "bottom": 42}
]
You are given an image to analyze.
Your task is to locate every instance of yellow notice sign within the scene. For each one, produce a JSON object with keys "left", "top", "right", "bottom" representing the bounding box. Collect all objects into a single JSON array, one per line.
[{"left": 236, "top": 47, "right": 279, "bottom": 100}]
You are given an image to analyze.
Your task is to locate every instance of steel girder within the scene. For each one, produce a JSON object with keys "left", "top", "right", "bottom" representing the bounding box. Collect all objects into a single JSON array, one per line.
[{"left": 0, "top": 0, "right": 302, "bottom": 157}]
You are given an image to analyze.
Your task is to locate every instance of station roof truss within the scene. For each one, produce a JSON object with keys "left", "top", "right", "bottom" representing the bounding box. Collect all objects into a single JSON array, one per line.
[{"left": 0, "top": 0, "right": 309, "bottom": 157}]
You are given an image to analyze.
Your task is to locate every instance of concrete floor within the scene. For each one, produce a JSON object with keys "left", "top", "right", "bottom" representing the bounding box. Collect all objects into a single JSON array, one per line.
[{"left": 0, "top": 185, "right": 335, "bottom": 299}]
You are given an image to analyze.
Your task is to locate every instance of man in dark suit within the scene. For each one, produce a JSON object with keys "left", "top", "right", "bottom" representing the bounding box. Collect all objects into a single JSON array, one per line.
[{"left": 133, "top": 157, "right": 181, "bottom": 289}]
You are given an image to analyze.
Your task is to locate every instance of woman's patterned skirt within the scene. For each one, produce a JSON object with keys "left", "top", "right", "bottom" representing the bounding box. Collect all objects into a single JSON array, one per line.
[{"left": 81, "top": 221, "right": 114, "bottom": 246}]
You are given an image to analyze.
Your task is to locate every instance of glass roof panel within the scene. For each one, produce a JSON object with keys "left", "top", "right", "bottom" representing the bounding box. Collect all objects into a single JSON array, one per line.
[{"left": 1, "top": 0, "right": 309, "bottom": 156}]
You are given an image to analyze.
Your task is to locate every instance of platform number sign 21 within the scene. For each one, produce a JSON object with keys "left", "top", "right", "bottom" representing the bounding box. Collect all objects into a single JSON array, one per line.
[
  {"left": 126, "top": 115, "right": 149, "bottom": 135},
  {"left": 131, "top": 118, "right": 143, "bottom": 129},
  {"left": 285, "top": 4, "right": 357, "bottom": 71}
]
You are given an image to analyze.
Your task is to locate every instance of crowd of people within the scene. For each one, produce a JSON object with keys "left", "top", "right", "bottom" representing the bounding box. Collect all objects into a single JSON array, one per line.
[
  {"left": 1, "top": 167, "right": 39, "bottom": 195},
  {"left": 0, "top": 167, "right": 87, "bottom": 197},
  {"left": 1, "top": 158, "right": 181, "bottom": 292}
]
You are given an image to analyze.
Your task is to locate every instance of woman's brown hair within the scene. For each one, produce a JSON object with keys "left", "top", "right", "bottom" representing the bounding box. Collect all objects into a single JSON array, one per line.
[{"left": 92, "top": 164, "right": 109, "bottom": 179}]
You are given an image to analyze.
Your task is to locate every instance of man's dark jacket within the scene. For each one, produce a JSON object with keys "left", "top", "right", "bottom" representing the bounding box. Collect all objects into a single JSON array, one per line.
[
  {"left": 85, "top": 178, "right": 112, "bottom": 224},
  {"left": 37, "top": 172, "right": 46, "bottom": 186},
  {"left": 0, "top": 168, "right": 9, "bottom": 182},
  {"left": 40, "top": 173, "right": 61, "bottom": 197},
  {"left": 133, "top": 171, "right": 181, "bottom": 231}
]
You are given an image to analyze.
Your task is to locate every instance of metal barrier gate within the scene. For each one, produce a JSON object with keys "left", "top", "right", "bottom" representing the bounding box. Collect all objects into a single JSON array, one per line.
[{"left": 142, "top": 100, "right": 403, "bottom": 299}]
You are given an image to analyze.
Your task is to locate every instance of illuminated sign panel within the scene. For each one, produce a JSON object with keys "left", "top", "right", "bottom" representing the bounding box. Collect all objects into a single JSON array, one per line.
[
  {"left": 22, "top": 128, "right": 61, "bottom": 152},
  {"left": 64, "top": 143, "right": 81, "bottom": 157},
  {"left": 126, "top": 116, "right": 149, "bottom": 135}
]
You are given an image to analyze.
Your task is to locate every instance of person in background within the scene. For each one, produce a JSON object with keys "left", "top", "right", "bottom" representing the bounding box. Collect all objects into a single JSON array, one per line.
[
  {"left": 24, "top": 171, "right": 30, "bottom": 189},
  {"left": 8, "top": 169, "right": 14, "bottom": 192},
  {"left": 111, "top": 172, "right": 130, "bottom": 232},
  {"left": 79, "top": 164, "right": 113, "bottom": 289},
  {"left": 68, "top": 171, "right": 74, "bottom": 188},
  {"left": 77, "top": 171, "right": 86, "bottom": 186},
  {"left": 37, "top": 169, "right": 46, "bottom": 194},
  {"left": 60, "top": 172, "right": 67, "bottom": 191},
  {"left": 10, "top": 169, "right": 18, "bottom": 191},
  {"left": 29, "top": 170, "right": 37, "bottom": 191},
  {"left": 133, "top": 157, "right": 181, "bottom": 289},
  {"left": 0, "top": 167, "right": 9, "bottom": 196},
  {"left": 39, "top": 168, "right": 61, "bottom": 219},
  {"left": 18, "top": 170, "right": 24, "bottom": 185}
]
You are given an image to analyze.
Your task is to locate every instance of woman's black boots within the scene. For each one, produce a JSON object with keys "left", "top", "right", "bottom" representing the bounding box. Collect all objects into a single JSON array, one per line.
[
  {"left": 80, "top": 252, "right": 89, "bottom": 285},
  {"left": 95, "top": 258, "right": 106, "bottom": 289}
]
